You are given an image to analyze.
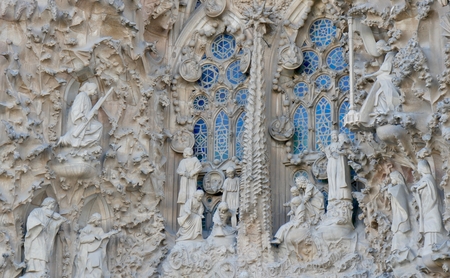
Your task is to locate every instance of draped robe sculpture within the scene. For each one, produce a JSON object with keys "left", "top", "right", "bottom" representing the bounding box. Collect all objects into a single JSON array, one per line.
[{"left": 177, "top": 148, "right": 202, "bottom": 208}]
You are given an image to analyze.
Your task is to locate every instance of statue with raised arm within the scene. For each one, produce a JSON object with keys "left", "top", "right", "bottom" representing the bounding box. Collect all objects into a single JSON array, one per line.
[
  {"left": 59, "top": 82, "right": 107, "bottom": 148},
  {"left": 75, "top": 213, "right": 119, "bottom": 278},
  {"left": 318, "top": 130, "right": 352, "bottom": 202},
  {"left": 177, "top": 148, "right": 202, "bottom": 208},
  {"left": 22, "top": 197, "right": 67, "bottom": 277},
  {"left": 222, "top": 167, "right": 239, "bottom": 228}
]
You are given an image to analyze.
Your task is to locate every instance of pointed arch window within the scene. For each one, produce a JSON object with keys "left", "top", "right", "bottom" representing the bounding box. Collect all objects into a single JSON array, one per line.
[
  {"left": 315, "top": 98, "right": 332, "bottom": 149},
  {"left": 193, "top": 118, "right": 208, "bottom": 162},
  {"left": 214, "top": 111, "right": 230, "bottom": 162},
  {"left": 293, "top": 105, "right": 309, "bottom": 154}
]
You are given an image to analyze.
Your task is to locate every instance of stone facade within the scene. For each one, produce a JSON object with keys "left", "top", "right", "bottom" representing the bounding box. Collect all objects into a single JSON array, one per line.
[{"left": 1, "top": 0, "right": 450, "bottom": 277}]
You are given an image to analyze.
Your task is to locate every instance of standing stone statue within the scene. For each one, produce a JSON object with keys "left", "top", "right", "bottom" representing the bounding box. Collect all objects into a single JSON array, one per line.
[
  {"left": 387, "top": 171, "right": 411, "bottom": 251},
  {"left": 23, "top": 197, "right": 67, "bottom": 277},
  {"left": 318, "top": 130, "right": 352, "bottom": 201},
  {"left": 59, "top": 82, "right": 103, "bottom": 148},
  {"left": 75, "top": 213, "right": 119, "bottom": 278},
  {"left": 177, "top": 190, "right": 205, "bottom": 242},
  {"left": 222, "top": 167, "right": 239, "bottom": 228},
  {"left": 412, "top": 160, "right": 445, "bottom": 251},
  {"left": 177, "top": 148, "right": 202, "bottom": 209}
]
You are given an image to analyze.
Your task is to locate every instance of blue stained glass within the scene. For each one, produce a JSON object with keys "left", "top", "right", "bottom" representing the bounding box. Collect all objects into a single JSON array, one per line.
[
  {"left": 193, "top": 119, "right": 208, "bottom": 162},
  {"left": 315, "top": 98, "right": 332, "bottom": 149},
  {"left": 226, "top": 60, "right": 247, "bottom": 85},
  {"left": 339, "top": 101, "right": 355, "bottom": 141},
  {"left": 293, "top": 105, "right": 308, "bottom": 154},
  {"left": 211, "top": 34, "right": 236, "bottom": 60},
  {"left": 293, "top": 170, "right": 308, "bottom": 182},
  {"left": 236, "top": 112, "right": 246, "bottom": 160},
  {"left": 215, "top": 88, "right": 229, "bottom": 103},
  {"left": 309, "top": 19, "right": 337, "bottom": 47},
  {"left": 195, "top": 0, "right": 202, "bottom": 9},
  {"left": 297, "top": 51, "right": 319, "bottom": 75},
  {"left": 193, "top": 95, "right": 209, "bottom": 110},
  {"left": 315, "top": 74, "right": 332, "bottom": 90},
  {"left": 197, "top": 175, "right": 204, "bottom": 189},
  {"left": 198, "top": 64, "right": 219, "bottom": 89},
  {"left": 338, "top": 75, "right": 350, "bottom": 93},
  {"left": 214, "top": 111, "right": 230, "bottom": 162},
  {"left": 236, "top": 88, "right": 248, "bottom": 106},
  {"left": 327, "top": 47, "right": 348, "bottom": 71},
  {"left": 294, "top": 82, "right": 308, "bottom": 98}
]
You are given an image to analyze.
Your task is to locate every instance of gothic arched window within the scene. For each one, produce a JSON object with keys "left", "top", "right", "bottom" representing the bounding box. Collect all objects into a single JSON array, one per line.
[
  {"left": 187, "top": 33, "right": 248, "bottom": 165},
  {"left": 315, "top": 97, "right": 332, "bottom": 149},
  {"left": 293, "top": 105, "right": 309, "bottom": 154}
]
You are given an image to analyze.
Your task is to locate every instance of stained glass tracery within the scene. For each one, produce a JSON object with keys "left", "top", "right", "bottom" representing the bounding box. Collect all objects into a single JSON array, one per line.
[
  {"left": 198, "top": 64, "right": 219, "bottom": 89},
  {"left": 309, "top": 19, "right": 337, "bottom": 47},
  {"left": 211, "top": 34, "right": 236, "bottom": 60},
  {"left": 214, "top": 111, "right": 230, "bottom": 162},
  {"left": 294, "top": 82, "right": 308, "bottom": 98},
  {"left": 315, "top": 74, "right": 332, "bottom": 90},
  {"left": 236, "top": 88, "right": 248, "bottom": 106},
  {"left": 226, "top": 60, "right": 247, "bottom": 85},
  {"left": 297, "top": 51, "right": 319, "bottom": 75},
  {"left": 193, "top": 119, "right": 208, "bottom": 162},
  {"left": 293, "top": 105, "right": 308, "bottom": 154},
  {"left": 215, "top": 88, "right": 229, "bottom": 103},
  {"left": 294, "top": 170, "right": 309, "bottom": 182},
  {"left": 327, "top": 47, "right": 348, "bottom": 71},
  {"left": 193, "top": 95, "right": 209, "bottom": 111},
  {"left": 315, "top": 98, "right": 332, "bottom": 149},
  {"left": 338, "top": 75, "right": 350, "bottom": 93}
]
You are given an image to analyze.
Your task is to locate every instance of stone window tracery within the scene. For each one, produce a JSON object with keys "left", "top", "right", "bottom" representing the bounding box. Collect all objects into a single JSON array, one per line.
[{"left": 185, "top": 33, "right": 248, "bottom": 166}]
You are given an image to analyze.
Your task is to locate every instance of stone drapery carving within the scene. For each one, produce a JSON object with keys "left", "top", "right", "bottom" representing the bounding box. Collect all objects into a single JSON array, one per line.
[
  {"left": 319, "top": 131, "right": 352, "bottom": 202},
  {"left": 23, "top": 198, "right": 67, "bottom": 277},
  {"left": 296, "top": 176, "right": 324, "bottom": 225},
  {"left": 74, "top": 213, "right": 118, "bottom": 278},
  {"left": 58, "top": 83, "right": 104, "bottom": 148},
  {"left": 177, "top": 148, "right": 203, "bottom": 208},
  {"left": 177, "top": 190, "right": 205, "bottom": 242}
]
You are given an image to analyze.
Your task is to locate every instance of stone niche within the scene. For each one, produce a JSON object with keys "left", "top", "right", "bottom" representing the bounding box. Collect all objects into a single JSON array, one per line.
[{"left": 2, "top": 0, "right": 450, "bottom": 277}]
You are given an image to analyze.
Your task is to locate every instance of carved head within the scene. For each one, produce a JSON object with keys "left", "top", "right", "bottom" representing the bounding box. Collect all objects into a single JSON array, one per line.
[
  {"left": 418, "top": 159, "right": 432, "bottom": 175},
  {"left": 41, "top": 197, "right": 56, "bottom": 210},
  {"left": 218, "top": 202, "right": 229, "bottom": 213},
  {"left": 88, "top": 213, "right": 102, "bottom": 226},
  {"left": 331, "top": 130, "right": 339, "bottom": 142},
  {"left": 389, "top": 171, "right": 405, "bottom": 186},
  {"left": 295, "top": 176, "right": 309, "bottom": 189},
  {"left": 375, "top": 40, "right": 391, "bottom": 55},
  {"left": 226, "top": 167, "right": 235, "bottom": 178},
  {"left": 80, "top": 82, "right": 98, "bottom": 96},
  {"left": 183, "top": 147, "right": 194, "bottom": 158},
  {"left": 194, "top": 190, "right": 204, "bottom": 201},
  {"left": 290, "top": 186, "right": 300, "bottom": 196}
]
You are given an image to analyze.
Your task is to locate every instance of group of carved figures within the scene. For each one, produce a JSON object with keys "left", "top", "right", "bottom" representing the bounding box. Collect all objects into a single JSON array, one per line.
[
  {"left": 176, "top": 148, "right": 239, "bottom": 243},
  {"left": 21, "top": 198, "right": 118, "bottom": 277}
]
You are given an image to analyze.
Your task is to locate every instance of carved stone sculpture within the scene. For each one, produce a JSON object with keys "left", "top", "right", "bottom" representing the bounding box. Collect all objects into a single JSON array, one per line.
[
  {"left": 204, "top": 0, "right": 226, "bottom": 18},
  {"left": 177, "top": 148, "right": 202, "bottom": 208},
  {"left": 358, "top": 41, "right": 402, "bottom": 126},
  {"left": 177, "top": 190, "right": 205, "bottom": 242},
  {"left": 75, "top": 213, "right": 118, "bottom": 278},
  {"left": 412, "top": 160, "right": 445, "bottom": 254},
  {"left": 270, "top": 196, "right": 304, "bottom": 245},
  {"left": 179, "top": 59, "right": 201, "bottom": 82},
  {"left": 279, "top": 44, "right": 303, "bottom": 70},
  {"left": 319, "top": 130, "right": 352, "bottom": 202},
  {"left": 296, "top": 176, "right": 324, "bottom": 225},
  {"left": 284, "top": 186, "right": 300, "bottom": 221},
  {"left": 222, "top": 167, "right": 239, "bottom": 228},
  {"left": 386, "top": 171, "right": 413, "bottom": 265},
  {"left": 208, "top": 202, "right": 236, "bottom": 248},
  {"left": 269, "top": 115, "right": 295, "bottom": 142},
  {"left": 59, "top": 82, "right": 103, "bottom": 148},
  {"left": 23, "top": 197, "right": 67, "bottom": 277}
]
